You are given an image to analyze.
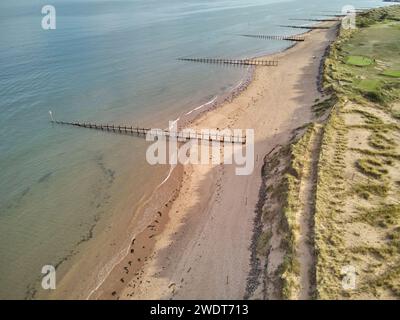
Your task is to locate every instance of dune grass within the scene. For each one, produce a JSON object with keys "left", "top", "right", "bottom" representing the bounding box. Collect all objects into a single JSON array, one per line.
[
  {"left": 259, "top": 5, "right": 400, "bottom": 300},
  {"left": 313, "top": 5, "right": 400, "bottom": 299},
  {"left": 279, "top": 124, "right": 316, "bottom": 299},
  {"left": 352, "top": 182, "right": 389, "bottom": 200},
  {"left": 356, "top": 204, "right": 400, "bottom": 228},
  {"left": 355, "top": 158, "right": 388, "bottom": 179},
  {"left": 312, "top": 96, "right": 337, "bottom": 117},
  {"left": 368, "top": 132, "right": 397, "bottom": 151}
]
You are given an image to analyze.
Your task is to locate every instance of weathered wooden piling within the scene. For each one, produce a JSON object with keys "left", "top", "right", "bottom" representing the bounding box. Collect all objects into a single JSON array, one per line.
[
  {"left": 51, "top": 120, "right": 247, "bottom": 144},
  {"left": 320, "top": 9, "right": 370, "bottom": 14},
  {"left": 239, "top": 34, "right": 305, "bottom": 42},
  {"left": 289, "top": 18, "right": 339, "bottom": 22},
  {"left": 279, "top": 25, "right": 331, "bottom": 30},
  {"left": 318, "top": 14, "right": 347, "bottom": 17},
  {"left": 178, "top": 57, "right": 278, "bottom": 67}
]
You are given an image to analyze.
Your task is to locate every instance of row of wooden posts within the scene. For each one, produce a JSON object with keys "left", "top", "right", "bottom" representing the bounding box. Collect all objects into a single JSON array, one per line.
[
  {"left": 179, "top": 20, "right": 341, "bottom": 67},
  {"left": 239, "top": 34, "right": 305, "bottom": 42},
  {"left": 53, "top": 121, "right": 247, "bottom": 144},
  {"left": 289, "top": 18, "right": 340, "bottom": 22},
  {"left": 51, "top": 17, "right": 345, "bottom": 136},
  {"left": 279, "top": 25, "right": 331, "bottom": 30},
  {"left": 178, "top": 58, "right": 278, "bottom": 67}
]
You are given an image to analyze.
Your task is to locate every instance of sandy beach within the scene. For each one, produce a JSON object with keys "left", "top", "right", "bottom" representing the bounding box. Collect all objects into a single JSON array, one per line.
[{"left": 90, "top": 22, "right": 340, "bottom": 300}]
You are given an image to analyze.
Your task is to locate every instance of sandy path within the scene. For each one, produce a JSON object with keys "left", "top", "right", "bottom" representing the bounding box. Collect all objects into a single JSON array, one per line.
[
  {"left": 296, "top": 124, "right": 323, "bottom": 300},
  {"left": 121, "top": 24, "right": 339, "bottom": 300}
]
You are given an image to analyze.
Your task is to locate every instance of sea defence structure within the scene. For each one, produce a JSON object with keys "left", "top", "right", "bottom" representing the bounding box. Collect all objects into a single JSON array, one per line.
[
  {"left": 289, "top": 18, "right": 339, "bottom": 22},
  {"left": 279, "top": 25, "right": 331, "bottom": 30},
  {"left": 51, "top": 120, "right": 247, "bottom": 144},
  {"left": 177, "top": 58, "right": 278, "bottom": 67},
  {"left": 320, "top": 8, "right": 372, "bottom": 13},
  {"left": 319, "top": 14, "right": 347, "bottom": 17},
  {"left": 239, "top": 34, "right": 305, "bottom": 41}
]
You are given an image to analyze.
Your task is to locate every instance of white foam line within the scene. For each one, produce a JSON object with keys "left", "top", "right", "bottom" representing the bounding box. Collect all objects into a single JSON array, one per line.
[
  {"left": 87, "top": 58, "right": 254, "bottom": 300},
  {"left": 231, "top": 67, "right": 250, "bottom": 92},
  {"left": 185, "top": 96, "right": 218, "bottom": 116},
  {"left": 232, "top": 79, "right": 244, "bottom": 91},
  {"left": 86, "top": 164, "right": 178, "bottom": 300},
  {"left": 86, "top": 80, "right": 243, "bottom": 299},
  {"left": 164, "top": 117, "right": 181, "bottom": 131},
  {"left": 158, "top": 165, "right": 175, "bottom": 187},
  {"left": 86, "top": 247, "right": 128, "bottom": 300}
]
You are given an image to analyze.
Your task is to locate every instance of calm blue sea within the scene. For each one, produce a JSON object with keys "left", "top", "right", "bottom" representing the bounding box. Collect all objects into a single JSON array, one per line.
[{"left": 0, "top": 0, "right": 387, "bottom": 299}]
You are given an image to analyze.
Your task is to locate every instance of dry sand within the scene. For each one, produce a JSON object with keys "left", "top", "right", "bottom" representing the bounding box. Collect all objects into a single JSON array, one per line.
[{"left": 92, "top": 22, "right": 340, "bottom": 300}]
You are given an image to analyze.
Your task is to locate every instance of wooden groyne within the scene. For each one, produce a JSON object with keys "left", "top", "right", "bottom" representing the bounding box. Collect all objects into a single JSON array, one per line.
[
  {"left": 289, "top": 18, "right": 339, "bottom": 22},
  {"left": 319, "top": 14, "right": 347, "bottom": 17},
  {"left": 178, "top": 58, "right": 278, "bottom": 67},
  {"left": 320, "top": 12, "right": 368, "bottom": 17},
  {"left": 51, "top": 120, "right": 247, "bottom": 144},
  {"left": 239, "top": 34, "right": 305, "bottom": 42},
  {"left": 321, "top": 9, "right": 370, "bottom": 13},
  {"left": 279, "top": 25, "right": 331, "bottom": 30}
]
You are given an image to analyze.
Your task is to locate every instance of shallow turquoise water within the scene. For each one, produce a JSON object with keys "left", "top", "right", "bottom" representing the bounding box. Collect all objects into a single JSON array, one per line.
[{"left": 0, "top": 0, "right": 387, "bottom": 299}]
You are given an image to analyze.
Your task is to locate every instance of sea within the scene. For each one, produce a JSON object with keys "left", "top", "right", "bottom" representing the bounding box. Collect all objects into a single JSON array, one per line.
[{"left": 0, "top": 0, "right": 389, "bottom": 299}]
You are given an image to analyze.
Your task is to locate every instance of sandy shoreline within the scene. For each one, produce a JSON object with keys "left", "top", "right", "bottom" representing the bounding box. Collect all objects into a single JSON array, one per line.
[{"left": 89, "top": 22, "right": 340, "bottom": 300}]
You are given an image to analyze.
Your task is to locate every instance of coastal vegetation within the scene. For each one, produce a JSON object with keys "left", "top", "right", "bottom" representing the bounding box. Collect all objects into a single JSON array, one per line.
[
  {"left": 256, "top": 5, "right": 400, "bottom": 299},
  {"left": 315, "top": 5, "right": 400, "bottom": 299}
]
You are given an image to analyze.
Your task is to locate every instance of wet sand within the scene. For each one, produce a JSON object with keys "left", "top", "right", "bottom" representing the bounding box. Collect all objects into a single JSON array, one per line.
[{"left": 91, "top": 22, "right": 340, "bottom": 300}]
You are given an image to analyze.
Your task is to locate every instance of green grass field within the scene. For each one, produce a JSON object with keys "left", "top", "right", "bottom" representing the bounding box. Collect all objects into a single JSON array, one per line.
[
  {"left": 357, "top": 79, "right": 381, "bottom": 92},
  {"left": 345, "top": 55, "right": 374, "bottom": 67},
  {"left": 382, "top": 70, "right": 400, "bottom": 78},
  {"left": 329, "top": 16, "right": 400, "bottom": 105}
]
